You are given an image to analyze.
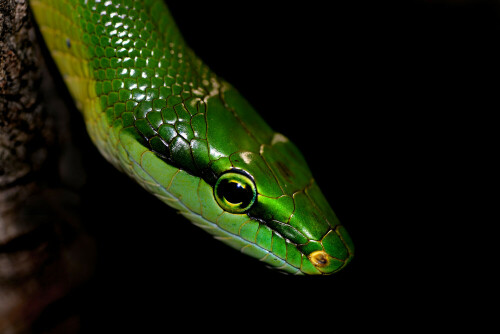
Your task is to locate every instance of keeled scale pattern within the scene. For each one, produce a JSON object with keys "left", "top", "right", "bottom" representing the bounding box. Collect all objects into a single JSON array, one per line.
[{"left": 36, "top": 0, "right": 220, "bottom": 174}]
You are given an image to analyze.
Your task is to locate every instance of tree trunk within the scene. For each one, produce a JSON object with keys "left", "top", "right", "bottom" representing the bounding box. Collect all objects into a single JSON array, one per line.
[{"left": 1, "top": 1, "right": 96, "bottom": 332}]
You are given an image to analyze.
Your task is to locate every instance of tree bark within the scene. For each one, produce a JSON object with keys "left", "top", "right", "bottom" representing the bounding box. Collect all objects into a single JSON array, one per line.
[{"left": 1, "top": 1, "right": 96, "bottom": 333}]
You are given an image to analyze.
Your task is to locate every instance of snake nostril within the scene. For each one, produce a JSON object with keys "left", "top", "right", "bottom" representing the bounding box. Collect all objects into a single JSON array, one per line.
[{"left": 309, "top": 250, "right": 329, "bottom": 267}]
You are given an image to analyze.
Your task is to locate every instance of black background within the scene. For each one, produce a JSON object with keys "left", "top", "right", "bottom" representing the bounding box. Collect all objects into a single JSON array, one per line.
[{"left": 45, "top": 0, "right": 497, "bottom": 331}]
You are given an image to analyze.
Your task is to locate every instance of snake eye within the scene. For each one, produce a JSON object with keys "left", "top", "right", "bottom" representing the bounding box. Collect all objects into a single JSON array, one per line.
[{"left": 214, "top": 172, "right": 256, "bottom": 213}]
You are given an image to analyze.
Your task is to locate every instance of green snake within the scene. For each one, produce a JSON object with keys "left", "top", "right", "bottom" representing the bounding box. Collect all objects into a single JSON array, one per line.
[{"left": 30, "top": 0, "right": 354, "bottom": 275}]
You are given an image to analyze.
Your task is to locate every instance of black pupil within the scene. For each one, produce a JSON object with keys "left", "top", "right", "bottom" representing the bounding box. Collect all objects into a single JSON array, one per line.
[{"left": 217, "top": 179, "right": 253, "bottom": 207}]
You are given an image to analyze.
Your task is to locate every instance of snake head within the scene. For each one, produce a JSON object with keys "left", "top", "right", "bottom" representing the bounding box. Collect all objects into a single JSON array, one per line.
[
  {"left": 210, "top": 134, "right": 354, "bottom": 275},
  {"left": 201, "top": 86, "right": 354, "bottom": 274}
]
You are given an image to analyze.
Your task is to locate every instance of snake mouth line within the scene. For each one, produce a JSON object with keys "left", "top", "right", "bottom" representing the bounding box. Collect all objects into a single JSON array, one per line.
[{"left": 187, "top": 210, "right": 352, "bottom": 275}]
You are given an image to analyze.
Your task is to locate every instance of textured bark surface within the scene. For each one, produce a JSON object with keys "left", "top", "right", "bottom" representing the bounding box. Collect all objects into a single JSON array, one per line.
[
  {"left": 1, "top": 1, "right": 96, "bottom": 333},
  {"left": 0, "top": 0, "right": 49, "bottom": 186}
]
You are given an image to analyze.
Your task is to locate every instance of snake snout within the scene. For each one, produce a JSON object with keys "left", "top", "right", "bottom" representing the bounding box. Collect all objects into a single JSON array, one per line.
[{"left": 304, "top": 227, "right": 354, "bottom": 274}]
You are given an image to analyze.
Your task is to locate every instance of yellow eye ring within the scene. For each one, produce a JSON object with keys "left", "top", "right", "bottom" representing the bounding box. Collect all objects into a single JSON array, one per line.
[{"left": 214, "top": 171, "right": 256, "bottom": 213}]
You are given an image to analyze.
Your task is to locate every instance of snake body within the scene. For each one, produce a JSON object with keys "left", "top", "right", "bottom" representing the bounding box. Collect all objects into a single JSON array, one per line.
[{"left": 31, "top": 0, "right": 354, "bottom": 275}]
